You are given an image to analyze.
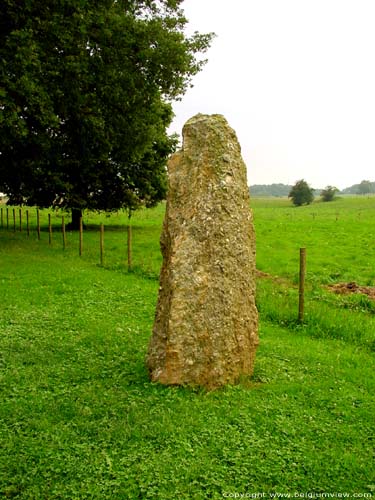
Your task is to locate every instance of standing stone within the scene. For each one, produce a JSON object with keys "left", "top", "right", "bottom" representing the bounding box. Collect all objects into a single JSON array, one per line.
[{"left": 146, "top": 114, "right": 259, "bottom": 390}]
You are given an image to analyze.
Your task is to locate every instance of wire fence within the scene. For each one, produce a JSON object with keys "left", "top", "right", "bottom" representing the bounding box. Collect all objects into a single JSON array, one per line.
[
  {"left": 1, "top": 205, "right": 312, "bottom": 322},
  {"left": 0, "top": 205, "right": 163, "bottom": 278}
]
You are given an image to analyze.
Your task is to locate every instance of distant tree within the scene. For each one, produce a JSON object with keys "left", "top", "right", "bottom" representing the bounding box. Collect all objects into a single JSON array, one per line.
[
  {"left": 341, "top": 180, "right": 375, "bottom": 194},
  {"left": 250, "top": 183, "right": 293, "bottom": 197},
  {"left": 288, "top": 180, "right": 314, "bottom": 206},
  {"left": 0, "top": 0, "right": 213, "bottom": 228},
  {"left": 321, "top": 186, "right": 339, "bottom": 202},
  {"left": 357, "top": 180, "right": 372, "bottom": 195}
]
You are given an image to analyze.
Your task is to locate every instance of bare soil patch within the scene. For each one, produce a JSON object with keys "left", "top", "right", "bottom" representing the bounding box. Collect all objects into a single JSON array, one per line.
[
  {"left": 328, "top": 282, "right": 375, "bottom": 300},
  {"left": 255, "top": 269, "right": 272, "bottom": 278}
]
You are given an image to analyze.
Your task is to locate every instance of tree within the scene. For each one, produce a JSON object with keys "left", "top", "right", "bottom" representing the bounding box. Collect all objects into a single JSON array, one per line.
[
  {"left": 250, "top": 183, "right": 293, "bottom": 197},
  {"left": 0, "top": 1, "right": 213, "bottom": 227},
  {"left": 357, "top": 180, "right": 373, "bottom": 195},
  {"left": 288, "top": 179, "right": 314, "bottom": 206},
  {"left": 320, "top": 185, "right": 339, "bottom": 202},
  {"left": 341, "top": 180, "right": 375, "bottom": 194}
]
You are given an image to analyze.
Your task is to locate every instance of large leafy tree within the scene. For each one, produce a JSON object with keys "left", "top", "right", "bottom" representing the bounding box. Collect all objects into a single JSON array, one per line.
[
  {"left": 288, "top": 179, "right": 314, "bottom": 206},
  {"left": 0, "top": 0, "right": 213, "bottom": 226}
]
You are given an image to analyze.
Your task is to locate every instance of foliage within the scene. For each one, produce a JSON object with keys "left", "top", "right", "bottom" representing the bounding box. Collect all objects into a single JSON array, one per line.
[
  {"left": 357, "top": 179, "right": 374, "bottom": 195},
  {"left": 0, "top": 0, "right": 213, "bottom": 219},
  {"left": 288, "top": 179, "right": 314, "bottom": 206},
  {"left": 341, "top": 179, "right": 375, "bottom": 194},
  {"left": 320, "top": 185, "right": 338, "bottom": 202},
  {"left": 250, "top": 183, "right": 293, "bottom": 197},
  {"left": 0, "top": 227, "right": 374, "bottom": 497}
]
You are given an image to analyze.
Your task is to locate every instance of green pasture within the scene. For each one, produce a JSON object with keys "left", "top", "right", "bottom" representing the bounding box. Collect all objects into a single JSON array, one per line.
[
  {"left": 0, "top": 196, "right": 374, "bottom": 498},
  {"left": 252, "top": 195, "right": 375, "bottom": 285},
  {"left": 252, "top": 196, "right": 375, "bottom": 350}
]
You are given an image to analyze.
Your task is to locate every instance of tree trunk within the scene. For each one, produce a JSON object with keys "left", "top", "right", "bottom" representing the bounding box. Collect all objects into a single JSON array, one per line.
[{"left": 67, "top": 208, "right": 82, "bottom": 230}]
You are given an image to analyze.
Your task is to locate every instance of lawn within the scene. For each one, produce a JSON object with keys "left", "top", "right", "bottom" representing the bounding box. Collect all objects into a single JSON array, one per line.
[{"left": 0, "top": 196, "right": 374, "bottom": 498}]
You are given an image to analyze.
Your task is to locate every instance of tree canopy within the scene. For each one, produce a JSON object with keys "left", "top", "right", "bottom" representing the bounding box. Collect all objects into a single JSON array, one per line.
[
  {"left": 288, "top": 179, "right": 314, "bottom": 206},
  {"left": 320, "top": 185, "right": 338, "bottom": 202},
  {"left": 0, "top": 0, "right": 213, "bottom": 223},
  {"left": 250, "top": 183, "right": 293, "bottom": 197},
  {"left": 357, "top": 180, "right": 373, "bottom": 195}
]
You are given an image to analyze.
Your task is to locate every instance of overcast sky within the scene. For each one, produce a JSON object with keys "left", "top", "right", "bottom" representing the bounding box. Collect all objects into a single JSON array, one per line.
[{"left": 169, "top": 0, "right": 375, "bottom": 189}]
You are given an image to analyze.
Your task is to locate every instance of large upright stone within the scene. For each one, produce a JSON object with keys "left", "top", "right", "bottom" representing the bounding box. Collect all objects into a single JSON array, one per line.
[{"left": 146, "top": 114, "right": 259, "bottom": 389}]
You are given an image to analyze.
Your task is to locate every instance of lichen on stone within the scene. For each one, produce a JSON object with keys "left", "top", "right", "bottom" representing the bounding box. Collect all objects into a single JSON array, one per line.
[{"left": 146, "top": 113, "right": 259, "bottom": 390}]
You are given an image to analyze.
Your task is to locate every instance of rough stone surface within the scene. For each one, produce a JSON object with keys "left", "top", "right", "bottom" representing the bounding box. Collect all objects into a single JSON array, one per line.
[{"left": 146, "top": 114, "right": 259, "bottom": 390}]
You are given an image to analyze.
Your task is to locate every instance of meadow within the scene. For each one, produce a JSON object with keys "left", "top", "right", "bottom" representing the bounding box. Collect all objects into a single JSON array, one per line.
[{"left": 0, "top": 196, "right": 374, "bottom": 499}]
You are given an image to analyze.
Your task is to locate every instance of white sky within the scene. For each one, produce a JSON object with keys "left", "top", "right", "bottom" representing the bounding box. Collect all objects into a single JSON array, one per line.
[{"left": 169, "top": 0, "right": 375, "bottom": 189}]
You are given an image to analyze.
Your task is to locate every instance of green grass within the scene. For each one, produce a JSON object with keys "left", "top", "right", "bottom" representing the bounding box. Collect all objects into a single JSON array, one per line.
[
  {"left": 252, "top": 195, "right": 375, "bottom": 285},
  {"left": 0, "top": 204, "right": 165, "bottom": 278},
  {"left": 3, "top": 195, "right": 374, "bottom": 284},
  {"left": 251, "top": 196, "right": 375, "bottom": 351},
  {"left": 0, "top": 197, "right": 375, "bottom": 498}
]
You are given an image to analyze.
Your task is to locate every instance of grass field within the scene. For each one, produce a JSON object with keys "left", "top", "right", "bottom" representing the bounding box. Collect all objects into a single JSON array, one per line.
[{"left": 0, "top": 196, "right": 374, "bottom": 498}]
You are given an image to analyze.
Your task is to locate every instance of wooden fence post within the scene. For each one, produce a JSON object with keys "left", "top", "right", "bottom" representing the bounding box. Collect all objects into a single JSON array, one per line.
[
  {"left": 6, "top": 208, "right": 9, "bottom": 230},
  {"left": 1, "top": 207, "right": 3, "bottom": 228},
  {"left": 48, "top": 213, "right": 52, "bottom": 245},
  {"left": 298, "top": 247, "right": 306, "bottom": 323},
  {"left": 37, "top": 208, "right": 41, "bottom": 240},
  {"left": 62, "top": 216, "right": 66, "bottom": 250},
  {"left": 13, "top": 208, "right": 16, "bottom": 232},
  {"left": 26, "top": 210, "right": 30, "bottom": 237},
  {"left": 79, "top": 217, "right": 83, "bottom": 256},
  {"left": 127, "top": 224, "right": 132, "bottom": 271},
  {"left": 100, "top": 223, "right": 104, "bottom": 266},
  {"left": 19, "top": 208, "right": 22, "bottom": 232}
]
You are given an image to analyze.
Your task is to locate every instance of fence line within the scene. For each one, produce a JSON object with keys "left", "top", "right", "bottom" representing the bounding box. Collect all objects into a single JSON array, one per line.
[
  {"left": 0, "top": 206, "right": 156, "bottom": 275},
  {"left": 0, "top": 205, "right": 311, "bottom": 321},
  {"left": 5, "top": 210, "right": 118, "bottom": 265}
]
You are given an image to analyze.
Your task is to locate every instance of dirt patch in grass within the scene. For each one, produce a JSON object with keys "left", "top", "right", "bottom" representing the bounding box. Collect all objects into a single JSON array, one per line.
[
  {"left": 256, "top": 269, "right": 272, "bottom": 278},
  {"left": 328, "top": 282, "right": 375, "bottom": 299},
  {"left": 256, "top": 269, "right": 288, "bottom": 285}
]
